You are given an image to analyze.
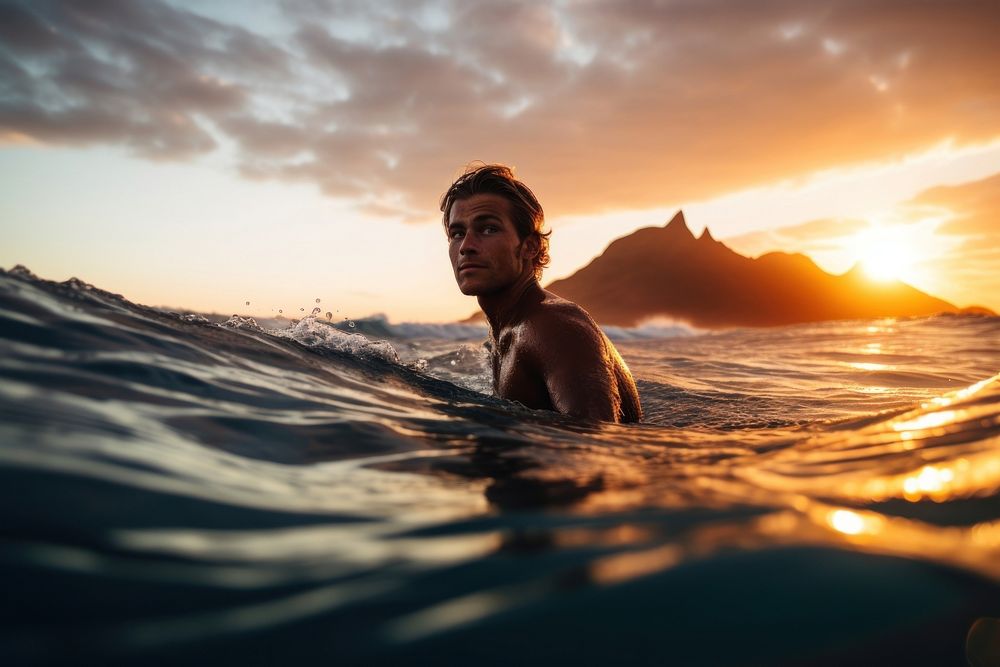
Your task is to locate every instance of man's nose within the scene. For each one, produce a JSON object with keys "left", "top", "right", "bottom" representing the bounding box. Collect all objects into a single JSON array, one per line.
[{"left": 459, "top": 233, "right": 478, "bottom": 254}]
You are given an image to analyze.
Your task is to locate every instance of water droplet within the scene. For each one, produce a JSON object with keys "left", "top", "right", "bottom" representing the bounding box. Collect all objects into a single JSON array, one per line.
[
  {"left": 278, "top": 309, "right": 283, "bottom": 314},
  {"left": 315, "top": 298, "right": 321, "bottom": 303},
  {"left": 348, "top": 321, "right": 356, "bottom": 328},
  {"left": 325, "top": 312, "right": 332, "bottom": 320},
  {"left": 245, "top": 301, "right": 250, "bottom": 306},
  {"left": 300, "top": 307, "right": 304, "bottom": 312},
  {"left": 311, "top": 307, "right": 321, "bottom": 315}
]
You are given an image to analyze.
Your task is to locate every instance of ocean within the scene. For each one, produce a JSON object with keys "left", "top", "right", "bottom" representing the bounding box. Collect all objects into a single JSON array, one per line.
[{"left": 1, "top": 265, "right": 999, "bottom": 666}]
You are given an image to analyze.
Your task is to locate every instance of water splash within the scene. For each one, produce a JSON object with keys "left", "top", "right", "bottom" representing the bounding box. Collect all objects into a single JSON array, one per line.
[
  {"left": 271, "top": 316, "right": 400, "bottom": 363},
  {"left": 220, "top": 315, "right": 262, "bottom": 331}
]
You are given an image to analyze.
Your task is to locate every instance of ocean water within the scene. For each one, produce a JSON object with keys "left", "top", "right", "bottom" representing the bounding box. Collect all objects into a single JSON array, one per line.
[{"left": 1, "top": 265, "right": 999, "bottom": 666}]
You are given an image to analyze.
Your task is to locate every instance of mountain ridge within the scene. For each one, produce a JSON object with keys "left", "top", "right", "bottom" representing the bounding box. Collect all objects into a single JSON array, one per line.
[{"left": 462, "top": 210, "right": 991, "bottom": 328}]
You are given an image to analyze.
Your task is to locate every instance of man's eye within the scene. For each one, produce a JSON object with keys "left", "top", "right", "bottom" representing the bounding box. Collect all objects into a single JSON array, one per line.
[
  {"left": 450, "top": 230, "right": 464, "bottom": 239},
  {"left": 483, "top": 226, "right": 499, "bottom": 234}
]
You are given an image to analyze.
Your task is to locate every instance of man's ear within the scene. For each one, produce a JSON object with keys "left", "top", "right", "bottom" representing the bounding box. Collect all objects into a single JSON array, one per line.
[{"left": 520, "top": 234, "right": 540, "bottom": 260}]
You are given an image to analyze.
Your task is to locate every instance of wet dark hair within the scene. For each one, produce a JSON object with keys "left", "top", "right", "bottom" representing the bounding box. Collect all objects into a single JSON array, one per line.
[{"left": 440, "top": 163, "right": 551, "bottom": 280}]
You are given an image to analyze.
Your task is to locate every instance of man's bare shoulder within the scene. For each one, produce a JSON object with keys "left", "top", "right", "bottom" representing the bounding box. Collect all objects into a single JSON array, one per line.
[
  {"left": 512, "top": 286, "right": 643, "bottom": 423},
  {"left": 520, "top": 290, "right": 606, "bottom": 349}
]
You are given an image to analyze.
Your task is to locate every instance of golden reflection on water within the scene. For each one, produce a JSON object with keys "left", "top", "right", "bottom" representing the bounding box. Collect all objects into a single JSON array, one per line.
[
  {"left": 826, "top": 509, "right": 884, "bottom": 536},
  {"left": 553, "top": 524, "right": 656, "bottom": 548},
  {"left": 892, "top": 410, "right": 958, "bottom": 433},
  {"left": 858, "top": 385, "right": 895, "bottom": 394},
  {"left": 902, "top": 464, "right": 955, "bottom": 501},
  {"left": 864, "top": 320, "right": 897, "bottom": 334},
  {"left": 787, "top": 502, "right": 1000, "bottom": 580},
  {"left": 846, "top": 361, "right": 892, "bottom": 372},
  {"left": 926, "top": 377, "right": 994, "bottom": 409},
  {"left": 590, "top": 545, "right": 681, "bottom": 584},
  {"left": 832, "top": 452, "right": 1000, "bottom": 503},
  {"left": 585, "top": 499, "right": 1000, "bottom": 582},
  {"left": 377, "top": 374, "right": 1000, "bottom": 641},
  {"left": 578, "top": 502, "right": 1000, "bottom": 590},
  {"left": 737, "top": 377, "right": 1000, "bottom": 504},
  {"left": 377, "top": 374, "right": 1000, "bottom": 616},
  {"left": 971, "top": 522, "right": 1000, "bottom": 549}
]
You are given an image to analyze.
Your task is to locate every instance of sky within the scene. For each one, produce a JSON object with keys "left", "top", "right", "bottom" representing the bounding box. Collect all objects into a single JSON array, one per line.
[{"left": 1, "top": 0, "right": 999, "bottom": 321}]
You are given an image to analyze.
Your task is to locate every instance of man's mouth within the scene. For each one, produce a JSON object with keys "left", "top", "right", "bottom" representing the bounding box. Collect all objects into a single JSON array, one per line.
[{"left": 458, "top": 263, "right": 487, "bottom": 273}]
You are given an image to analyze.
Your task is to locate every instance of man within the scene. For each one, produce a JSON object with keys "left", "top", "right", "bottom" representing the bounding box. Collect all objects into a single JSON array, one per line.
[{"left": 441, "top": 163, "right": 642, "bottom": 423}]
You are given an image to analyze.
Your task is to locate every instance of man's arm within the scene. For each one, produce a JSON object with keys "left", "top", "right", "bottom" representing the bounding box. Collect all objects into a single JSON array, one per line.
[{"left": 530, "top": 310, "right": 622, "bottom": 422}]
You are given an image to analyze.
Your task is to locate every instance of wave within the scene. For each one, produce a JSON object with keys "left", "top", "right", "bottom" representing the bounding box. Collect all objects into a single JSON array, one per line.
[{"left": 314, "top": 313, "right": 697, "bottom": 342}]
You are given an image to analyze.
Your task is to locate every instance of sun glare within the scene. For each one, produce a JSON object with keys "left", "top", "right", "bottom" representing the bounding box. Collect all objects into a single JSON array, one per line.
[{"left": 849, "top": 225, "right": 920, "bottom": 283}]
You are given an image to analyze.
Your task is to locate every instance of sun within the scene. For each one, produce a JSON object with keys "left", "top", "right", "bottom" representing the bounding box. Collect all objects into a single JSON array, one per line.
[{"left": 849, "top": 225, "right": 919, "bottom": 283}]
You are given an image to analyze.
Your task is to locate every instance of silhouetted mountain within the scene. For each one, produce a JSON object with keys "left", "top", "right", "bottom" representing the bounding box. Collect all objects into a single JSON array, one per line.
[{"left": 537, "top": 211, "right": 965, "bottom": 328}]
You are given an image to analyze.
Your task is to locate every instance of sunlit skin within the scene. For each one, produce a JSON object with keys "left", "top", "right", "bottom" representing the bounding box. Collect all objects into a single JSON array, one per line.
[{"left": 447, "top": 193, "right": 642, "bottom": 423}]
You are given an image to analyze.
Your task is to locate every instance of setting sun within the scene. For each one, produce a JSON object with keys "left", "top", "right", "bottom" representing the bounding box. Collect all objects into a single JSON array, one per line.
[{"left": 850, "top": 226, "right": 918, "bottom": 282}]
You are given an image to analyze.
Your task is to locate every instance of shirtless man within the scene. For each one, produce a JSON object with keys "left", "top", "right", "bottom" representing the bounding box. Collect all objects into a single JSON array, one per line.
[{"left": 441, "top": 164, "right": 642, "bottom": 423}]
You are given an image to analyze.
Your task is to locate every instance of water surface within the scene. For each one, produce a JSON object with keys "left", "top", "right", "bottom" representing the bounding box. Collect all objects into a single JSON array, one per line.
[{"left": 1, "top": 266, "right": 998, "bottom": 665}]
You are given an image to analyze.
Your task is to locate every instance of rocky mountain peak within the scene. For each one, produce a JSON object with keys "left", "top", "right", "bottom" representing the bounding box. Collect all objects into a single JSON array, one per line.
[{"left": 663, "top": 210, "right": 693, "bottom": 239}]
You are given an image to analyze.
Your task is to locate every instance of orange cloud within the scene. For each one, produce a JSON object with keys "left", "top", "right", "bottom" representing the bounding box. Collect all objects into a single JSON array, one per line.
[
  {"left": 914, "top": 172, "right": 1000, "bottom": 237},
  {"left": 908, "top": 172, "right": 1000, "bottom": 309},
  {"left": 723, "top": 217, "right": 870, "bottom": 259}
]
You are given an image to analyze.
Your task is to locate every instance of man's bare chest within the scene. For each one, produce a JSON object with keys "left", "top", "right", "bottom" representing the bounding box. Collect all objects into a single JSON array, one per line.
[{"left": 490, "top": 332, "right": 552, "bottom": 410}]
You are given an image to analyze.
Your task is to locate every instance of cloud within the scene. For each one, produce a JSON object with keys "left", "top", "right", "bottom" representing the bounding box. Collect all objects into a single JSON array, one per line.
[
  {"left": 912, "top": 171, "right": 1000, "bottom": 236},
  {"left": 723, "top": 217, "right": 869, "bottom": 258},
  {"left": 0, "top": 3, "right": 61, "bottom": 55},
  {"left": 3, "top": 0, "right": 999, "bottom": 217},
  {"left": 772, "top": 217, "right": 870, "bottom": 242},
  {"left": 0, "top": 0, "right": 281, "bottom": 158},
  {"left": 908, "top": 170, "right": 1000, "bottom": 308}
]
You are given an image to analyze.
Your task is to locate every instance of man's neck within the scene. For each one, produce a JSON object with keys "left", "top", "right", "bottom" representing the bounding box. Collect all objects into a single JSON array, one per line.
[{"left": 478, "top": 273, "right": 541, "bottom": 337}]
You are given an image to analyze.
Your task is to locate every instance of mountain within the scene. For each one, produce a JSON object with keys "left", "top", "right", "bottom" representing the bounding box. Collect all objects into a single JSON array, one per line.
[{"left": 537, "top": 211, "right": 963, "bottom": 328}]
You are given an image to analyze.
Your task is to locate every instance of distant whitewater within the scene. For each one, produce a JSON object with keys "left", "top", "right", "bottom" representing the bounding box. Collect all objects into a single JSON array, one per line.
[{"left": 1, "top": 265, "right": 999, "bottom": 665}]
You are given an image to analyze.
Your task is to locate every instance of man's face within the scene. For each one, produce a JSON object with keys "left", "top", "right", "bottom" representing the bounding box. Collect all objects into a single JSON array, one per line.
[{"left": 447, "top": 194, "right": 535, "bottom": 296}]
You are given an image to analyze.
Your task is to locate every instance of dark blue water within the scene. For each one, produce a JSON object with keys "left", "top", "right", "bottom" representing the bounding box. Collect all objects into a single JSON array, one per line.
[{"left": 1, "top": 265, "right": 999, "bottom": 665}]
